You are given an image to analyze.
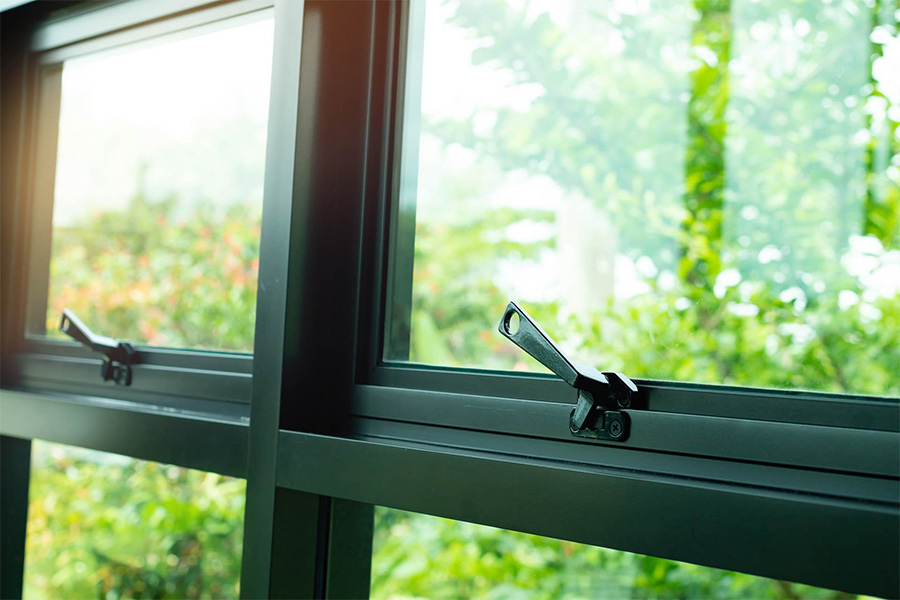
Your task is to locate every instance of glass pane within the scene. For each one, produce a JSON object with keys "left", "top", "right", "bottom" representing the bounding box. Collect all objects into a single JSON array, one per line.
[
  {"left": 371, "top": 507, "right": 879, "bottom": 599},
  {"left": 40, "top": 14, "right": 273, "bottom": 352},
  {"left": 386, "top": 0, "right": 900, "bottom": 396},
  {"left": 24, "top": 441, "right": 246, "bottom": 599}
]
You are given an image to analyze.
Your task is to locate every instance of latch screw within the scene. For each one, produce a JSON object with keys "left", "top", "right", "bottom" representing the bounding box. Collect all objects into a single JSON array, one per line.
[{"left": 608, "top": 417, "right": 624, "bottom": 439}]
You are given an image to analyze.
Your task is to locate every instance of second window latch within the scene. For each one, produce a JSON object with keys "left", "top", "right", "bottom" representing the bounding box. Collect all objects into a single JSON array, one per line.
[
  {"left": 498, "top": 301, "right": 638, "bottom": 442},
  {"left": 59, "top": 309, "right": 140, "bottom": 386}
]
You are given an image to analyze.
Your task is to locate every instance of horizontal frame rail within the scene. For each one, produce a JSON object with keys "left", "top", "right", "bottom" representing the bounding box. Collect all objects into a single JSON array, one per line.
[
  {"left": 277, "top": 429, "right": 899, "bottom": 599},
  {"left": 370, "top": 366, "right": 900, "bottom": 431},
  {"left": 17, "top": 352, "right": 252, "bottom": 407},
  {"left": 352, "top": 418, "right": 899, "bottom": 505},
  {"left": 25, "top": 338, "right": 253, "bottom": 372},
  {"left": 0, "top": 389, "right": 249, "bottom": 477},
  {"left": 354, "top": 385, "right": 900, "bottom": 478},
  {"left": 30, "top": 0, "right": 272, "bottom": 53}
]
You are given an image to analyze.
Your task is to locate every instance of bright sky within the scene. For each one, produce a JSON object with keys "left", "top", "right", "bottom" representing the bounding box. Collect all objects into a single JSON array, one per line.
[{"left": 53, "top": 14, "right": 274, "bottom": 226}]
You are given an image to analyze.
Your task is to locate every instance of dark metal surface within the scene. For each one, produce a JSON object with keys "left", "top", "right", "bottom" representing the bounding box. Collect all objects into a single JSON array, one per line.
[
  {"left": 59, "top": 309, "right": 139, "bottom": 385},
  {"left": 30, "top": 0, "right": 273, "bottom": 53},
  {"left": 1, "top": 0, "right": 44, "bottom": 386},
  {"left": 1, "top": 5, "right": 44, "bottom": 597},
  {"left": 352, "top": 385, "right": 900, "bottom": 478},
  {"left": 322, "top": 498, "right": 374, "bottom": 599},
  {"left": 369, "top": 364, "right": 900, "bottom": 430},
  {"left": 378, "top": 0, "right": 423, "bottom": 366},
  {"left": 25, "top": 338, "right": 253, "bottom": 372},
  {"left": 58, "top": 310, "right": 132, "bottom": 361},
  {"left": 243, "top": 0, "right": 400, "bottom": 595},
  {"left": 498, "top": 301, "right": 638, "bottom": 439},
  {"left": 0, "top": 436, "right": 32, "bottom": 600},
  {"left": 18, "top": 353, "right": 252, "bottom": 407},
  {"left": 498, "top": 301, "right": 609, "bottom": 395},
  {"left": 266, "top": 489, "right": 322, "bottom": 599},
  {"left": 497, "top": 302, "right": 638, "bottom": 410},
  {"left": 240, "top": 0, "right": 320, "bottom": 595},
  {"left": 267, "top": 491, "right": 373, "bottom": 600},
  {"left": 0, "top": 390, "right": 249, "bottom": 477},
  {"left": 22, "top": 63, "right": 60, "bottom": 339},
  {"left": 353, "top": 417, "right": 899, "bottom": 505},
  {"left": 277, "top": 429, "right": 899, "bottom": 599}
]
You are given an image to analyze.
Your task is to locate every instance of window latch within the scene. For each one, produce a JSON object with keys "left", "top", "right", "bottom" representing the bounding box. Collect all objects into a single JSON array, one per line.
[
  {"left": 59, "top": 309, "right": 139, "bottom": 386},
  {"left": 498, "top": 301, "right": 638, "bottom": 442}
]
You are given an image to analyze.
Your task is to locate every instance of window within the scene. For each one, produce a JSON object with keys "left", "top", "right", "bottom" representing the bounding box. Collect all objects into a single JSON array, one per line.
[
  {"left": 1, "top": 1, "right": 897, "bottom": 600},
  {"left": 25, "top": 441, "right": 245, "bottom": 599},
  {"left": 9, "top": 0, "right": 275, "bottom": 409},
  {"left": 385, "top": 0, "right": 900, "bottom": 397},
  {"left": 33, "top": 15, "right": 273, "bottom": 352},
  {"left": 371, "top": 507, "right": 869, "bottom": 599}
]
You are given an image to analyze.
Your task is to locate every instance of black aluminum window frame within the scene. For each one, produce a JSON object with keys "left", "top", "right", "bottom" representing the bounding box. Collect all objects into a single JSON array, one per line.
[
  {"left": 1, "top": 1, "right": 898, "bottom": 599},
  {"left": 1, "top": 4, "right": 276, "bottom": 594},
  {"left": 9, "top": 0, "right": 276, "bottom": 413}
]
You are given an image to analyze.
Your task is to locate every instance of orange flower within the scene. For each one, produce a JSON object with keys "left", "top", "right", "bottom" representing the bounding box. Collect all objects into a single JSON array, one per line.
[{"left": 139, "top": 321, "right": 157, "bottom": 340}]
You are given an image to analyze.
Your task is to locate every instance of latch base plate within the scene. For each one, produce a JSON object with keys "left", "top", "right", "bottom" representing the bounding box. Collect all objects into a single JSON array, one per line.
[{"left": 569, "top": 408, "right": 630, "bottom": 442}]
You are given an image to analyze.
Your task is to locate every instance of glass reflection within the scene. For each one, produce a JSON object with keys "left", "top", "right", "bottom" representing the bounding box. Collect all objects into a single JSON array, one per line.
[
  {"left": 388, "top": 0, "right": 899, "bottom": 396},
  {"left": 24, "top": 441, "right": 245, "bottom": 598},
  {"left": 42, "top": 16, "right": 274, "bottom": 351},
  {"left": 371, "top": 507, "right": 873, "bottom": 599}
]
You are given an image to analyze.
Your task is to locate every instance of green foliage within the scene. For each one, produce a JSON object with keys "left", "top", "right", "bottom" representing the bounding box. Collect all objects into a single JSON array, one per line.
[
  {"left": 47, "top": 191, "right": 261, "bottom": 352},
  {"left": 404, "top": 0, "right": 900, "bottom": 396},
  {"left": 371, "top": 508, "right": 859, "bottom": 600},
  {"left": 25, "top": 443, "right": 245, "bottom": 599},
  {"left": 411, "top": 205, "right": 556, "bottom": 370}
]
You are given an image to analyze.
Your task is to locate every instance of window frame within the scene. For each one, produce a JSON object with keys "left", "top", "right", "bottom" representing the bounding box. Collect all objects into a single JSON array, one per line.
[
  {"left": 1, "top": 1, "right": 898, "bottom": 599},
  {"left": 9, "top": 0, "right": 277, "bottom": 413},
  {"left": 0, "top": 1, "right": 281, "bottom": 593}
]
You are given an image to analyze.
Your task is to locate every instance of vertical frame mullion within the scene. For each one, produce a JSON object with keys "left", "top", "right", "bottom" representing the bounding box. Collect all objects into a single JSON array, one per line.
[
  {"left": 267, "top": 491, "right": 375, "bottom": 599},
  {"left": 380, "top": 0, "right": 424, "bottom": 364},
  {"left": 242, "top": 0, "right": 383, "bottom": 597},
  {"left": 1, "top": 5, "right": 48, "bottom": 597},
  {"left": 0, "top": 436, "right": 32, "bottom": 600},
  {"left": 240, "top": 0, "right": 307, "bottom": 594},
  {"left": 22, "top": 64, "right": 61, "bottom": 338}
]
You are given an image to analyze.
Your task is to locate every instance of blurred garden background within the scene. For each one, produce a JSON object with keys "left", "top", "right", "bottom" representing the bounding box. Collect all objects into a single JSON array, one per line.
[{"left": 26, "top": 0, "right": 898, "bottom": 597}]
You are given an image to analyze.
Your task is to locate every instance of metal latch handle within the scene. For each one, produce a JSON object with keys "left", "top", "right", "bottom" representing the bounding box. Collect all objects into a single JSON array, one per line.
[
  {"left": 499, "top": 301, "right": 604, "bottom": 390},
  {"left": 498, "top": 301, "right": 638, "bottom": 441},
  {"left": 59, "top": 309, "right": 139, "bottom": 386}
]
